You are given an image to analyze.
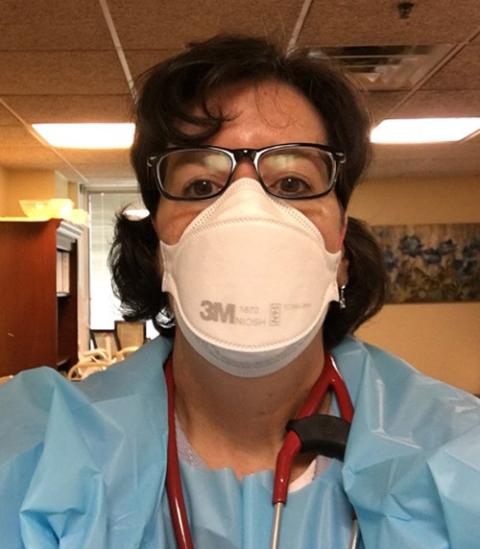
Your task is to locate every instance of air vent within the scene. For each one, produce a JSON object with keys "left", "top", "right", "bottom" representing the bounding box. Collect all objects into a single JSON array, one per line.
[{"left": 308, "top": 44, "right": 451, "bottom": 91}]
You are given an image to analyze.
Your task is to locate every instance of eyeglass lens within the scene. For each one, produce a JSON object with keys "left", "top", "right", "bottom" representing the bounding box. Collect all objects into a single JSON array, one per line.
[{"left": 158, "top": 146, "right": 335, "bottom": 200}]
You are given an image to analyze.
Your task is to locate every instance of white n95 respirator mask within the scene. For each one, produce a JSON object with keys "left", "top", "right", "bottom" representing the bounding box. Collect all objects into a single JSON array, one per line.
[{"left": 160, "top": 178, "right": 342, "bottom": 377}]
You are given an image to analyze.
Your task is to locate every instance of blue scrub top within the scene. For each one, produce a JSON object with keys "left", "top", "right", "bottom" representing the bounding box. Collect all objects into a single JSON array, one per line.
[{"left": 0, "top": 336, "right": 479, "bottom": 548}]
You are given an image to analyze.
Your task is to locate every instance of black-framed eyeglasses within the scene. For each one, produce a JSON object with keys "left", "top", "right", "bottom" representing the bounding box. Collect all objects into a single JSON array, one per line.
[{"left": 147, "top": 143, "right": 346, "bottom": 201}]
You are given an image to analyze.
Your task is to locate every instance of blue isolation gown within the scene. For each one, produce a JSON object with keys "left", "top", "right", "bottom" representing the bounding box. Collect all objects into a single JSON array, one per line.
[{"left": 1, "top": 336, "right": 479, "bottom": 548}]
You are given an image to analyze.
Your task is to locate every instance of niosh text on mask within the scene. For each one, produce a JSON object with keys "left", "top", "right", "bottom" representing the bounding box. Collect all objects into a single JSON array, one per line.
[{"left": 199, "top": 300, "right": 311, "bottom": 327}]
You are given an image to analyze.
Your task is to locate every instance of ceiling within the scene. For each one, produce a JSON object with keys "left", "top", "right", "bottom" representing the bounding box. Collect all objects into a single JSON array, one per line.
[{"left": 1, "top": 0, "right": 479, "bottom": 189}]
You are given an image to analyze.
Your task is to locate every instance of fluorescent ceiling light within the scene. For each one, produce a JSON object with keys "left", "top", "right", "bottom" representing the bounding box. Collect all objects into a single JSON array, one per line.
[
  {"left": 32, "top": 123, "right": 135, "bottom": 149},
  {"left": 371, "top": 118, "right": 480, "bottom": 144}
]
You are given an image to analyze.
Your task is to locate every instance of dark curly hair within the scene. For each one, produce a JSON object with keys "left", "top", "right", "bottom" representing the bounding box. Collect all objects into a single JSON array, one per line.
[{"left": 109, "top": 34, "right": 387, "bottom": 349}]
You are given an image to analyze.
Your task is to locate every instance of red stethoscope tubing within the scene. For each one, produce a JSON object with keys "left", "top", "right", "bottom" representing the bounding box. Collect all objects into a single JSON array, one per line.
[
  {"left": 164, "top": 353, "right": 354, "bottom": 549},
  {"left": 273, "top": 352, "right": 353, "bottom": 505},
  {"left": 165, "top": 356, "right": 194, "bottom": 549}
]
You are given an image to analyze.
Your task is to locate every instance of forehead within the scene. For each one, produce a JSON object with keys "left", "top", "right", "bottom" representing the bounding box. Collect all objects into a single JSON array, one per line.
[{"left": 202, "top": 80, "right": 328, "bottom": 147}]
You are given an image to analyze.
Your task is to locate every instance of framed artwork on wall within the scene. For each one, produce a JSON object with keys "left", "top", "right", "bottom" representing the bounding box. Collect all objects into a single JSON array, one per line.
[{"left": 371, "top": 223, "right": 480, "bottom": 304}]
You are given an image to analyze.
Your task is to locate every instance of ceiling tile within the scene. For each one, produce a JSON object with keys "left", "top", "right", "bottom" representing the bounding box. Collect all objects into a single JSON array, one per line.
[
  {"left": 0, "top": 0, "right": 112, "bottom": 50},
  {"left": 367, "top": 154, "right": 480, "bottom": 179},
  {"left": 110, "top": 0, "right": 303, "bottom": 50},
  {"left": 0, "top": 145, "right": 64, "bottom": 169},
  {"left": 299, "top": 0, "right": 480, "bottom": 46},
  {"left": 0, "top": 52, "right": 129, "bottom": 95},
  {"left": 372, "top": 136, "right": 480, "bottom": 160},
  {"left": 3, "top": 95, "right": 134, "bottom": 124},
  {"left": 0, "top": 126, "right": 92, "bottom": 179},
  {"left": 365, "top": 92, "right": 407, "bottom": 123},
  {"left": 60, "top": 149, "right": 131, "bottom": 166},
  {"left": 0, "top": 125, "right": 44, "bottom": 147},
  {"left": 0, "top": 104, "right": 20, "bottom": 125},
  {"left": 422, "top": 45, "right": 480, "bottom": 90},
  {"left": 125, "top": 50, "right": 180, "bottom": 81},
  {"left": 391, "top": 89, "right": 480, "bottom": 117},
  {"left": 368, "top": 135, "right": 480, "bottom": 177},
  {"left": 73, "top": 163, "right": 136, "bottom": 179},
  {"left": 0, "top": 1, "right": 479, "bottom": 184}
]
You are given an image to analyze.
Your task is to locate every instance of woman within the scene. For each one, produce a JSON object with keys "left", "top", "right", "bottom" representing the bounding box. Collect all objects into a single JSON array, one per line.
[{"left": 1, "top": 35, "right": 479, "bottom": 549}]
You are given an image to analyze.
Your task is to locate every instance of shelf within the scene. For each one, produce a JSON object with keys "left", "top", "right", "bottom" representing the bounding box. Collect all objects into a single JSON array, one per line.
[
  {"left": 57, "top": 220, "right": 83, "bottom": 251},
  {"left": 0, "top": 219, "right": 82, "bottom": 376}
]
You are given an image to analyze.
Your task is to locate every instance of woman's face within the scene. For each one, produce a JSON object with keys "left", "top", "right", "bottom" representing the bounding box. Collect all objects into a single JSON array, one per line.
[{"left": 153, "top": 80, "right": 347, "bottom": 256}]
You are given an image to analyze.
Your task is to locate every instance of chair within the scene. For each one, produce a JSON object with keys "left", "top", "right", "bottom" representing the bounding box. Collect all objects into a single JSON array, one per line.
[
  {"left": 114, "top": 320, "right": 146, "bottom": 350},
  {"left": 67, "top": 361, "right": 109, "bottom": 381},
  {"left": 90, "top": 329, "right": 119, "bottom": 359},
  {"left": 115, "top": 346, "right": 139, "bottom": 361},
  {"left": 79, "top": 349, "right": 111, "bottom": 362}
]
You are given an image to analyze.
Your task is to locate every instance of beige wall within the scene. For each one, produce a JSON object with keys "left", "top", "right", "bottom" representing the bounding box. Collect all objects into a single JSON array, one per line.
[
  {"left": 67, "top": 180, "right": 80, "bottom": 207},
  {"left": 0, "top": 167, "right": 7, "bottom": 216},
  {"left": 55, "top": 171, "right": 69, "bottom": 200},
  {"left": 3, "top": 169, "right": 56, "bottom": 216},
  {"left": 349, "top": 176, "right": 480, "bottom": 394},
  {"left": 349, "top": 176, "right": 480, "bottom": 225},
  {"left": 0, "top": 168, "right": 74, "bottom": 216}
]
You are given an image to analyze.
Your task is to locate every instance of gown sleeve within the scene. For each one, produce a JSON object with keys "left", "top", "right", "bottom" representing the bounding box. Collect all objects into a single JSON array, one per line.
[
  {"left": 0, "top": 368, "right": 61, "bottom": 546},
  {"left": 0, "top": 338, "right": 171, "bottom": 549},
  {"left": 337, "top": 339, "right": 480, "bottom": 549}
]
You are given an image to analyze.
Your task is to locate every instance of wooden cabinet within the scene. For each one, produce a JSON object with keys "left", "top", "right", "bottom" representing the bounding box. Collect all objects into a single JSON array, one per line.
[{"left": 0, "top": 219, "right": 83, "bottom": 376}]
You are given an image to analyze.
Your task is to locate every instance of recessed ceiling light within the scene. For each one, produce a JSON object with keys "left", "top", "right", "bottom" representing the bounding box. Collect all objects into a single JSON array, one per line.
[
  {"left": 371, "top": 118, "right": 480, "bottom": 144},
  {"left": 32, "top": 123, "right": 135, "bottom": 149}
]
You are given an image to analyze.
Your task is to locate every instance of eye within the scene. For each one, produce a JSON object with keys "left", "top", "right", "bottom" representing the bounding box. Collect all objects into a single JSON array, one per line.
[
  {"left": 183, "top": 179, "right": 220, "bottom": 198},
  {"left": 273, "top": 176, "right": 312, "bottom": 197}
]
